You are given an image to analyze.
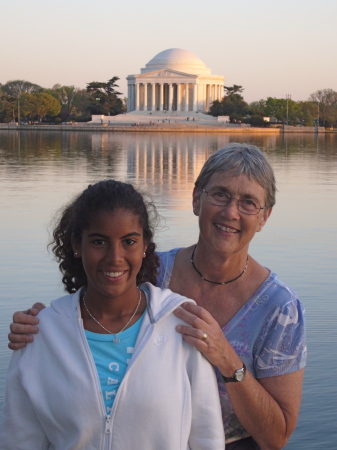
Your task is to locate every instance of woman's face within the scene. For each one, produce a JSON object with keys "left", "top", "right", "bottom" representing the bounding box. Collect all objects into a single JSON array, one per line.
[
  {"left": 193, "top": 172, "right": 272, "bottom": 257},
  {"left": 72, "top": 209, "right": 147, "bottom": 304}
]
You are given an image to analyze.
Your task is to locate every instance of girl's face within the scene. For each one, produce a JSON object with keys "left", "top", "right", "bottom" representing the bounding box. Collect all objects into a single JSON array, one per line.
[{"left": 73, "top": 208, "right": 147, "bottom": 304}]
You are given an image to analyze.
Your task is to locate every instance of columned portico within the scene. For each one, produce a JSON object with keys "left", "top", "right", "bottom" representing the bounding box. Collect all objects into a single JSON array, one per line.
[{"left": 126, "top": 48, "right": 224, "bottom": 114}]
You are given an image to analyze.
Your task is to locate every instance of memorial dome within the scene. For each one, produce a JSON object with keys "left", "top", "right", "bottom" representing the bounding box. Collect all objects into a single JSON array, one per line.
[{"left": 141, "top": 48, "right": 211, "bottom": 75}]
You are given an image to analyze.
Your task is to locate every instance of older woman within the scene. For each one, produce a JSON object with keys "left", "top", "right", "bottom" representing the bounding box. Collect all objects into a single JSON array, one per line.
[{"left": 8, "top": 144, "right": 306, "bottom": 450}]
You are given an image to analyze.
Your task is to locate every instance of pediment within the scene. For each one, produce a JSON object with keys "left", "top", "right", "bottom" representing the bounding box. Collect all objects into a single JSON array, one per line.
[{"left": 138, "top": 69, "right": 197, "bottom": 79}]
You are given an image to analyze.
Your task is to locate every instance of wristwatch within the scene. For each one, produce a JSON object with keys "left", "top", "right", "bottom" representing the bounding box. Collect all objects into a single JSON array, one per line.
[{"left": 222, "top": 363, "right": 246, "bottom": 383}]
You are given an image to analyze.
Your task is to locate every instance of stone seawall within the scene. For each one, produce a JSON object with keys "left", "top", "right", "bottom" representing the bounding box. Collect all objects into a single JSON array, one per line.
[{"left": 0, "top": 124, "right": 326, "bottom": 133}]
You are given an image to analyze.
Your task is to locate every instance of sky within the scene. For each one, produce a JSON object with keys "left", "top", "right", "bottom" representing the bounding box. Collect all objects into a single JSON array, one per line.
[{"left": 1, "top": 0, "right": 336, "bottom": 103}]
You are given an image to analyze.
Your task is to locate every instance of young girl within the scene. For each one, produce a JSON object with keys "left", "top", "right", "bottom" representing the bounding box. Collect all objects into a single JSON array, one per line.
[{"left": 0, "top": 180, "right": 224, "bottom": 450}]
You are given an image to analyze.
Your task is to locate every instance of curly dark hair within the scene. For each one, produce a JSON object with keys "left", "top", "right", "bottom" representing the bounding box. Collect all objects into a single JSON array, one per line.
[{"left": 50, "top": 180, "right": 160, "bottom": 293}]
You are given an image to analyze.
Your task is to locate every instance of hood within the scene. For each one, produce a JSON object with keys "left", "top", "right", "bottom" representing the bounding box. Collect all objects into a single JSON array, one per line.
[
  {"left": 143, "top": 282, "right": 194, "bottom": 324},
  {"left": 50, "top": 289, "right": 83, "bottom": 319},
  {"left": 49, "top": 284, "right": 194, "bottom": 324}
]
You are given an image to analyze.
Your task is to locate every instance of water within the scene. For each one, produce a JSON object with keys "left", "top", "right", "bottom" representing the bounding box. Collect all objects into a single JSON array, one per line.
[{"left": 0, "top": 130, "right": 336, "bottom": 448}]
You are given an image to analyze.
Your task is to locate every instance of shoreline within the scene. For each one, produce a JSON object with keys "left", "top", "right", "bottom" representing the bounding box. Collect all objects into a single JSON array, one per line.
[{"left": 0, "top": 124, "right": 329, "bottom": 133}]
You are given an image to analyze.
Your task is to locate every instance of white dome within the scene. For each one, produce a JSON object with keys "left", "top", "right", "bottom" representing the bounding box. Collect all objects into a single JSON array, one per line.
[{"left": 141, "top": 48, "right": 211, "bottom": 75}]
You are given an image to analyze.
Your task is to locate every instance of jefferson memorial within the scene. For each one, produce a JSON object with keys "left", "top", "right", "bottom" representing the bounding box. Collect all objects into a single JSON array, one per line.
[{"left": 127, "top": 48, "right": 224, "bottom": 113}]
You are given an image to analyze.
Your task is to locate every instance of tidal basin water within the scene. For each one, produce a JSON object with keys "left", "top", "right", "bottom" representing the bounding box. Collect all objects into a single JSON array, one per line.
[{"left": 0, "top": 130, "right": 336, "bottom": 448}]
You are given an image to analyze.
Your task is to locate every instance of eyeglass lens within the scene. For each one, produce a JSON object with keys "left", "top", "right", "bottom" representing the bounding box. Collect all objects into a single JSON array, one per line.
[{"left": 205, "top": 189, "right": 261, "bottom": 214}]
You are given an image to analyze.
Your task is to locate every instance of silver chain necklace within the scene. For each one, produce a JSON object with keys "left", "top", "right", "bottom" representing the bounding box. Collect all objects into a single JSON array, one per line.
[{"left": 82, "top": 288, "right": 142, "bottom": 344}]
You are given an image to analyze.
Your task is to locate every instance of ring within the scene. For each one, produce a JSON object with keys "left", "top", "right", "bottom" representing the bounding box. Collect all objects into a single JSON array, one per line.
[{"left": 201, "top": 332, "right": 208, "bottom": 341}]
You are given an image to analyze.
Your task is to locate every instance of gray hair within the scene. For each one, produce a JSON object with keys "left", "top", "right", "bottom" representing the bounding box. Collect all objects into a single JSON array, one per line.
[{"left": 195, "top": 143, "right": 276, "bottom": 208}]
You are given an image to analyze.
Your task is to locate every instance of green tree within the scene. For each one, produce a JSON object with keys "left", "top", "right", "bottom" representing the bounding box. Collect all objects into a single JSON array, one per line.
[
  {"left": 264, "top": 97, "right": 301, "bottom": 124},
  {"left": 224, "top": 84, "right": 244, "bottom": 95},
  {"left": 248, "top": 100, "right": 266, "bottom": 117},
  {"left": 297, "top": 101, "right": 319, "bottom": 126},
  {"left": 20, "top": 92, "right": 61, "bottom": 122},
  {"left": 209, "top": 85, "right": 248, "bottom": 119},
  {"left": 20, "top": 93, "right": 39, "bottom": 123},
  {"left": 71, "top": 89, "right": 93, "bottom": 121},
  {"left": 86, "top": 77, "right": 125, "bottom": 116},
  {"left": 208, "top": 100, "right": 224, "bottom": 117},
  {"left": 35, "top": 92, "right": 61, "bottom": 121},
  {"left": 0, "top": 95, "right": 16, "bottom": 122}
]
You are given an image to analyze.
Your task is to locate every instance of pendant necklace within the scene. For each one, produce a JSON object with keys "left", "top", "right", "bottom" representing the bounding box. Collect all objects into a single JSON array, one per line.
[
  {"left": 82, "top": 288, "right": 142, "bottom": 344},
  {"left": 191, "top": 245, "right": 249, "bottom": 285}
]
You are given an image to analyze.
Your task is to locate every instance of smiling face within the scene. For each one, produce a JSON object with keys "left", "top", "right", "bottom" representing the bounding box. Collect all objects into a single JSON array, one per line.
[
  {"left": 193, "top": 172, "right": 272, "bottom": 257},
  {"left": 72, "top": 208, "right": 147, "bottom": 304}
]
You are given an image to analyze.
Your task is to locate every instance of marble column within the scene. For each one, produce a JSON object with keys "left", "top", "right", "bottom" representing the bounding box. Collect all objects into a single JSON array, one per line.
[
  {"left": 144, "top": 83, "right": 148, "bottom": 111},
  {"left": 169, "top": 84, "right": 173, "bottom": 111},
  {"left": 135, "top": 83, "right": 139, "bottom": 111},
  {"left": 159, "top": 84, "right": 164, "bottom": 111},
  {"left": 127, "top": 84, "right": 131, "bottom": 111},
  {"left": 193, "top": 84, "right": 197, "bottom": 112},
  {"left": 202, "top": 84, "right": 206, "bottom": 111},
  {"left": 185, "top": 84, "right": 189, "bottom": 112},
  {"left": 151, "top": 83, "right": 156, "bottom": 111},
  {"left": 177, "top": 84, "right": 181, "bottom": 111}
]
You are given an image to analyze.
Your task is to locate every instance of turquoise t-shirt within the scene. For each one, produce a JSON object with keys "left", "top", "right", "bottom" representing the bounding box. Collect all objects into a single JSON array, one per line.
[{"left": 85, "top": 309, "right": 146, "bottom": 414}]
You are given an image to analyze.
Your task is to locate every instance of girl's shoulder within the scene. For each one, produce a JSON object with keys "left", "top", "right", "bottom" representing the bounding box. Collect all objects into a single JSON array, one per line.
[{"left": 39, "top": 290, "right": 82, "bottom": 321}]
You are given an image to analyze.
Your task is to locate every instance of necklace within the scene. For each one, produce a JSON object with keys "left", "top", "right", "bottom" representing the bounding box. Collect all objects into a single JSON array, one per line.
[
  {"left": 82, "top": 289, "right": 142, "bottom": 344},
  {"left": 191, "top": 245, "right": 249, "bottom": 285}
]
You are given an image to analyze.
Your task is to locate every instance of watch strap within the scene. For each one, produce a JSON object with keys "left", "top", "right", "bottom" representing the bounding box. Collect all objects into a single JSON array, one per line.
[{"left": 222, "top": 362, "right": 246, "bottom": 383}]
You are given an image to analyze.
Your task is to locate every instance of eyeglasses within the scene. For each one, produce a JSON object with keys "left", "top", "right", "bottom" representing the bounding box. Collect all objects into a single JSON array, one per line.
[{"left": 202, "top": 188, "right": 266, "bottom": 215}]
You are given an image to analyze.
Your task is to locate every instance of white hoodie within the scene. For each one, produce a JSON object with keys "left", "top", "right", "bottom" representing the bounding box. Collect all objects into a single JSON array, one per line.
[{"left": 0, "top": 283, "right": 225, "bottom": 450}]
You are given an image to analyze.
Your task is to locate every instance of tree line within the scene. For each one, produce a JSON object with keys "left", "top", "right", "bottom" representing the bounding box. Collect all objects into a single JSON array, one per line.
[
  {"left": 210, "top": 85, "right": 337, "bottom": 128},
  {"left": 0, "top": 78, "right": 126, "bottom": 123},
  {"left": 0, "top": 78, "right": 336, "bottom": 127}
]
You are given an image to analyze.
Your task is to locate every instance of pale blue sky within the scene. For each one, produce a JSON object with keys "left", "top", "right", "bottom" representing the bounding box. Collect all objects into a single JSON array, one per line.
[{"left": 1, "top": 0, "right": 336, "bottom": 103}]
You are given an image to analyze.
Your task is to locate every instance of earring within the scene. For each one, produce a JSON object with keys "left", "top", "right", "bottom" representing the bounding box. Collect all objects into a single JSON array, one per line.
[
  {"left": 74, "top": 252, "right": 78, "bottom": 257},
  {"left": 143, "top": 252, "right": 146, "bottom": 257}
]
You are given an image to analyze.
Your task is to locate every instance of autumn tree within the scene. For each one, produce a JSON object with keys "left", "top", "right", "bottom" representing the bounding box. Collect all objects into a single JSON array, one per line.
[
  {"left": 2, "top": 80, "right": 41, "bottom": 97},
  {"left": 48, "top": 84, "right": 80, "bottom": 120},
  {"left": 309, "top": 89, "right": 337, "bottom": 127},
  {"left": 0, "top": 80, "right": 42, "bottom": 123}
]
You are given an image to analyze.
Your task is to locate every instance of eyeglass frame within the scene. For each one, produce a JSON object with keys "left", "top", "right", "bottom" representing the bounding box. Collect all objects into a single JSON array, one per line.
[{"left": 201, "top": 188, "right": 266, "bottom": 215}]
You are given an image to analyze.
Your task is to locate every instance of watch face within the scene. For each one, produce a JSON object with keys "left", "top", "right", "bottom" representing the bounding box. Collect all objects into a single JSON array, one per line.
[{"left": 235, "top": 371, "right": 245, "bottom": 382}]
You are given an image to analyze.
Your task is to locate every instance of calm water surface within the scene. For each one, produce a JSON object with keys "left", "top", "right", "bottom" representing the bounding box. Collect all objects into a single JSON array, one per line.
[{"left": 0, "top": 131, "right": 336, "bottom": 448}]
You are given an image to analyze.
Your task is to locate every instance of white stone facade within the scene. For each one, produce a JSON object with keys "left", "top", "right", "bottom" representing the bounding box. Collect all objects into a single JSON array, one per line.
[{"left": 127, "top": 49, "right": 224, "bottom": 113}]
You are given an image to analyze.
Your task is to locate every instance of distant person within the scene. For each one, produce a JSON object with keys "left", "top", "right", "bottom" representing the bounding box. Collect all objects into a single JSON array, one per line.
[
  {"left": 8, "top": 144, "right": 307, "bottom": 449},
  {"left": 1, "top": 180, "right": 224, "bottom": 449}
]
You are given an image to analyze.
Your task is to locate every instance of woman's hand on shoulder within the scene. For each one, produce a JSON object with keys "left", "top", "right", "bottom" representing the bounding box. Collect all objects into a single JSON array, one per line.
[
  {"left": 174, "top": 302, "right": 239, "bottom": 370},
  {"left": 8, "top": 303, "right": 45, "bottom": 350}
]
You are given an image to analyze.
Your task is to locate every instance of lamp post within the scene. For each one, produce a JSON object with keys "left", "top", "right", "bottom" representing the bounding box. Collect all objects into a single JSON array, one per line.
[
  {"left": 18, "top": 95, "right": 20, "bottom": 126},
  {"left": 286, "top": 94, "right": 291, "bottom": 125}
]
